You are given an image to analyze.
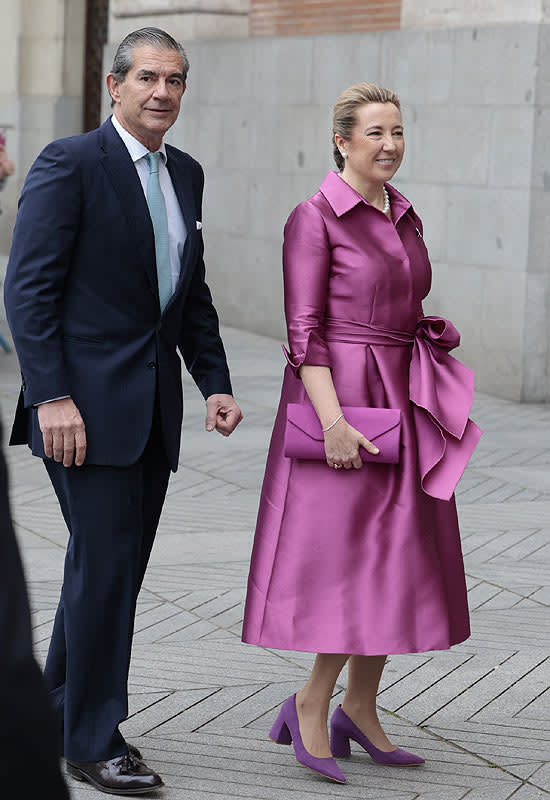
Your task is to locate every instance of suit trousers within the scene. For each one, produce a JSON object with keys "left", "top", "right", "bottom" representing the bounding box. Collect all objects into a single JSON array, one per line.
[{"left": 43, "top": 403, "right": 171, "bottom": 762}]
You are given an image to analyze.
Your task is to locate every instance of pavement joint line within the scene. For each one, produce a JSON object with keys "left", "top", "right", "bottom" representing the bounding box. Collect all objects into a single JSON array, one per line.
[
  {"left": 465, "top": 654, "right": 548, "bottom": 722},
  {"left": 138, "top": 686, "right": 262, "bottom": 737},
  {"left": 378, "top": 659, "right": 437, "bottom": 695},
  {"left": 391, "top": 653, "right": 478, "bottom": 716},
  {"left": 3, "top": 327, "right": 549, "bottom": 799},
  {"left": 191, "top": 683, "right": 271, "bottom": 733},
  {"left": 415, "top": 659, "right": 518, "bottom": 726},
  {"left": 507, "top": 779, "right": 550, "bottom": 797},
  {"left": 133, "top": 596, "right": 247, "bottom": 636},
  {"left": 139, "top": 686, "right": 223, "bottom": 736},
  {"left": 169, "top": 464, "right": 253, "bottom": 492},
  {"left": 206, "top": 602, "right": 243, "bottom": 621},
  {"left": 511, "top": 668, "right": 550, "bottom": 717},
  {"left": 460, "top": 528, "right": 513, "bottom": 556},
  {"left": 466, "top": 576, "right": 547, "bottom": 607},
  {"left": 484, "top": 529, "right": 547, "bottom": 563},
  {"left": 471, "top": 468, "right": 547, "bottom": 496},
  {"left": 12, "top": 521, "right": 67, "bottom": 549},
  {"left": 136, "top": 586, "right": 221, "bottom": 618},
  {"left": 510, "top": 594, "right": 548, "bottom": 609},
  {"left": 416, "top": 722, "right": 549, "bottom": 793}
]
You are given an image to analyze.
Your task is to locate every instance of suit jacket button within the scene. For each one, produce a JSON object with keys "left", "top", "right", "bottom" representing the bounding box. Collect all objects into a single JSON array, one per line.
[{"left": 147, "top": 361, "right": 157, "bottom": 370}]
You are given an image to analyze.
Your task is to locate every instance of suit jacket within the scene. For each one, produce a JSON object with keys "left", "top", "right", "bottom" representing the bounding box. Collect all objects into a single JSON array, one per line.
[
  {"left": 4, "top": 118, "right": 232, "bottom": 471},
  {"left": 0, "top": 418, "right": 69, "bottom": 797}
]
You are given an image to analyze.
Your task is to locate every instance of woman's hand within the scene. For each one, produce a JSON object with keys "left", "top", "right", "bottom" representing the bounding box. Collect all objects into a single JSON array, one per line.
[{"left": 324, "top": 415, "right": 379, "bottom": 470}]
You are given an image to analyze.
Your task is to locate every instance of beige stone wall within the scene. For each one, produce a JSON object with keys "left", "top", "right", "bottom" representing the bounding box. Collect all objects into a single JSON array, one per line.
[
  {"left": 101, "top": 23, "right": 550, "bottom": 402},
  {"left": 0, "top": 0, "right": 86, "bottom": 254},
  {"left": 108, "top": 0, "right": 250, "bottom": 43},
  {"left": 401, "top": 0, "right": 550, "bottom": 28}
]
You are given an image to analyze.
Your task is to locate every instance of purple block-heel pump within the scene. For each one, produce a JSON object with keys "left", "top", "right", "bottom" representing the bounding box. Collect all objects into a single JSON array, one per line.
[
  {"left": 269, "top": 695, "right": 346, "bottom": 783},
  {"left": 330, "top": 705, "right": 425, "bottom": 766}
]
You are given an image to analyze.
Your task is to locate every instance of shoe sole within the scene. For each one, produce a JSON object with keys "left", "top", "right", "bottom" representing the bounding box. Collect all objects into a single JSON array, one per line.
[
  {"left": 269, "top": 735, "right": 346, "bottom": 784},
  {"left": 336, "top": 752, "right": 424, "bottom": 766},
  {"left": 336, "top": 752, "right": 424, "bottom": 767},
  {"left": 66, "top": 763, "right": 164, "bottom": 795}
]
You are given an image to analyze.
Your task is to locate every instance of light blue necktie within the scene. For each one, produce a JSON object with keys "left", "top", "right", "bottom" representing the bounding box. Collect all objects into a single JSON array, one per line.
[{"left": 145, "top": 151, "right": 172, "bottom": 312}]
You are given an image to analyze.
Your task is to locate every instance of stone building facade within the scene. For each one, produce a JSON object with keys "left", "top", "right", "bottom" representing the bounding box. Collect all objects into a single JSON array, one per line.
[{"left": 1, "top": 1, "right": 550, "bottom": 401}]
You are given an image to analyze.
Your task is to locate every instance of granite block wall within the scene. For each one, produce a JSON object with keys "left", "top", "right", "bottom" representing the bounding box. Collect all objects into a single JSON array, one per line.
[{"left": 106, "top": 25, "right": 549, "bottom": 400}]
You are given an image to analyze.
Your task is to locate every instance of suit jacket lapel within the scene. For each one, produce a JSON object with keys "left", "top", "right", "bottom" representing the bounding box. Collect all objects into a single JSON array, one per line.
[
  {"left": 166, "top": 152, "right": 198, "bottom": 299},
  {"left": 98, "top": 120, "right": 158, "bottom": 294}
]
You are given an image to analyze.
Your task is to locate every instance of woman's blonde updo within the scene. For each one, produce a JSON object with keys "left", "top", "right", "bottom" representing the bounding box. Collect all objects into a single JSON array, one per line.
[{"left": 332, "top": 82, "right": 401, "bottom": 171}]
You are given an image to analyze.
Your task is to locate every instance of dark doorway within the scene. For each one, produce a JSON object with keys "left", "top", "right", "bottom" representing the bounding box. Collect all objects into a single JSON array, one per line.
[{"left": 83, "top": 0, "right": 109, "bottom": 132}]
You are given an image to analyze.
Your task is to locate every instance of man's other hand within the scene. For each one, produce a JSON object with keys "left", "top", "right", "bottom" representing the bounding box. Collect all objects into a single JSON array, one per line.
[
  {"left": 37, "top": 398, "right": 87, "bottom": 467},
  {"left": 205, "top": 394, "right": 243, "bottom": 437}
]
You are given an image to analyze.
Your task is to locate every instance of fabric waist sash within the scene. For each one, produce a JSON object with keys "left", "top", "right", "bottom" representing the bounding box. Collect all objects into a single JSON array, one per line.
[
  {"left": 321, "top": 316, "right": 483, "bottom": 501},
  {"left": 324, "top": 317, "right": 415, "bottom": 346}
]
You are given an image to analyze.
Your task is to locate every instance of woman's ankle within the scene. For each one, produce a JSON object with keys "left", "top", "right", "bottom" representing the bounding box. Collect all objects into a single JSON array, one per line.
[
  {"left": 296, "top": 687, "right": 331, "bottom": 721},
  {"left": 341, "top": 699, "right": 381, "bottom": 729}
]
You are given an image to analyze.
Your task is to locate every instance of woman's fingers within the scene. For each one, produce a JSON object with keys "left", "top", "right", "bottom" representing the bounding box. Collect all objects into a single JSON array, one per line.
[
  {"left": 324, "top": 424, "right": 379, "bottom": 470},
  {"left": 359, "top": 435, "right": 379, "bottom": 456}
]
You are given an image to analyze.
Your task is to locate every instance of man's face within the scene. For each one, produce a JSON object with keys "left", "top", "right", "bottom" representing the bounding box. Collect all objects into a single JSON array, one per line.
[{"left": 107, "top": 44, "right": 186, "bottom": 149}]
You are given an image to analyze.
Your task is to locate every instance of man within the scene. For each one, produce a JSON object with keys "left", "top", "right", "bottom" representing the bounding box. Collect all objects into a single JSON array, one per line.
[
  {"left": 4, "top": 27, "right": 242, "bottom": 795},
  {"left": 0, "top": 418, "right": 70, "bottom": 799}
]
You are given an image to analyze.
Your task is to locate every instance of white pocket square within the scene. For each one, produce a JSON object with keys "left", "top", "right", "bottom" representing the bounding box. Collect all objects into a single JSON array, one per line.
[{"left": 196, "top": 221, "right": 202, "bottom": 230}]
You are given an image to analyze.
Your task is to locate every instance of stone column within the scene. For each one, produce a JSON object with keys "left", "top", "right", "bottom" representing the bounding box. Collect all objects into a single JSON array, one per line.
[
  {"left": 524, "top": 23, "right": 550, "bottom": 401},
  {"left": 0, "top": 0, "right": 86, "bottom": 253}
]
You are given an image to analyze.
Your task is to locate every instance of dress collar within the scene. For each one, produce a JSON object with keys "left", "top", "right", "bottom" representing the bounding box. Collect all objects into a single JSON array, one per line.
[{"left": 319, "top": 170, "right": 412, "bottom": 223}]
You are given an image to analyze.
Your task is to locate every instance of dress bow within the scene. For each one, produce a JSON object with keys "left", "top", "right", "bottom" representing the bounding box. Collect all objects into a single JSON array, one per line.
[{"left": 410, "top": 316, "right": 482, "bottom": 500}]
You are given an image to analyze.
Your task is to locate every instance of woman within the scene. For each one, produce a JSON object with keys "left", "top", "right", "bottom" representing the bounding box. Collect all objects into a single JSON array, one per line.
[
  {"left": 242, "top": 83, "right": 481, "bottom": 784},
  {"left": 0, "top": 129, "right": 15, "bottom": 352},
  {"left": 0, "top": 128, "right": 15, "bottom": 188}
]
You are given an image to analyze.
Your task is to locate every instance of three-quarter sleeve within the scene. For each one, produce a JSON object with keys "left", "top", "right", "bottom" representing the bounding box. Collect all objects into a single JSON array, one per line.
[{"left": 282, "top": 200, "right": 331, "bottom": 376}]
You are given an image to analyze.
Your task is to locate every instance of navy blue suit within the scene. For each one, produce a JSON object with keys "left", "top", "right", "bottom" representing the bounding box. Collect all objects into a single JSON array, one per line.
[{"left": 4, "top": 118, "right": 233, "bottom": 761}]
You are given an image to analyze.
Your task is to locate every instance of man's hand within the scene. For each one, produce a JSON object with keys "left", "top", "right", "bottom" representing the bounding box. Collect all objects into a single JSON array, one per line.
[
  {"left": 37, "top": 397, "right": 87, "bottom": 467},
  {"left": 205, "top": 394, "right": 243, "bottom": 437}
]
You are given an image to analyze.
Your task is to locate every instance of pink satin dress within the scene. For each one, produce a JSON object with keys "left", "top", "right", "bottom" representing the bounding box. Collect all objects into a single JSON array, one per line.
[{"left": 242, "top": 171, "right": 481, "bottom": 656}]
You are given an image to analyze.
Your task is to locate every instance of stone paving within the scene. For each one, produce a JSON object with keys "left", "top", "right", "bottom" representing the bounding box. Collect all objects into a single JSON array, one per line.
[{"left": 1, "top": 326, "right": 549, "bottom": 800}]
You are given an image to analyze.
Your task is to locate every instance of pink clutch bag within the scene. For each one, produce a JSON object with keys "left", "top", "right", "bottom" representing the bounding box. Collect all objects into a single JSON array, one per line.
[{"left": 284, "top": 404, "right": 401, "bottom": 464}]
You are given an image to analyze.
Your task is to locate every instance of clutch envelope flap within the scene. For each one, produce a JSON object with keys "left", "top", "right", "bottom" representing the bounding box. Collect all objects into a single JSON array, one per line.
[{"left": 286, "top": 404, "right": 401, "bottom": 443}]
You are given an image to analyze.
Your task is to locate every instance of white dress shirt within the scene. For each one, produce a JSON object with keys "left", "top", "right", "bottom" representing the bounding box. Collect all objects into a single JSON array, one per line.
[{"left": 111, "top": 114, "right": 187, "bottom": 293}]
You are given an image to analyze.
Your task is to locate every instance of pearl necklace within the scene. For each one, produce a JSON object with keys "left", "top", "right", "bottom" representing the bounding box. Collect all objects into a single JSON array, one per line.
[{"left": 382, "top": 186, "right": 390, "bottom": 215}]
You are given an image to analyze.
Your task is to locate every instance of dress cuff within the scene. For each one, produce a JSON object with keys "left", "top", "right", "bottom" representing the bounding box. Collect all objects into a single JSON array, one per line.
[{"left": 282, "top": 330, "right": 332, "bottom": 377}]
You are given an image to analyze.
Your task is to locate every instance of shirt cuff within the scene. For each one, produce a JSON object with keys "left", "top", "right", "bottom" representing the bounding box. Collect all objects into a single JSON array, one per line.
[{"left": 34, "top": 395, "right": 71, "bottom": 407}]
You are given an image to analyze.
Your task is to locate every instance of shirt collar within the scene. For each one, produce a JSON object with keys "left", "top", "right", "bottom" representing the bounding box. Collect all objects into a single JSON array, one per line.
[
  {"left": 319, "top": 170, "right": 411, "bottom": 221},
  {"left": 111, "top": 114, "right": 167, "bottom": 164}
]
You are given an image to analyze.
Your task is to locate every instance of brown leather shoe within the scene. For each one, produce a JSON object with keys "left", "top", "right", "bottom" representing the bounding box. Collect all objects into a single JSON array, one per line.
[{"left": 66, "top": 754, "right": 163, "bottom": 795}]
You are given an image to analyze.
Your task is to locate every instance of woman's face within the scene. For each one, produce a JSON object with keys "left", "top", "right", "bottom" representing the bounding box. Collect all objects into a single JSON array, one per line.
[{"left": 339, "top": 102, "right": 404, "bottom": 185}]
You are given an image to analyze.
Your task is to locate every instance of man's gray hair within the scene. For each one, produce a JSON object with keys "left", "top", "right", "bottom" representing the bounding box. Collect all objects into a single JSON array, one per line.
[{"left": 110, "top": 27, "right": 189, "bottom": 83}]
